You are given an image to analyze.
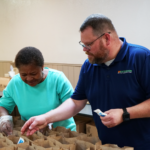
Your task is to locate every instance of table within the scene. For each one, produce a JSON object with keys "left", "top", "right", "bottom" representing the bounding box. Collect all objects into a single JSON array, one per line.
[{"left": 78, "top": 104, "right": 92, "bottom": 116}]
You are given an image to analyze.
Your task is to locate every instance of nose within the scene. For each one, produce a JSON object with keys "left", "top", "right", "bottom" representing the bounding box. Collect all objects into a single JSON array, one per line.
[
  {"left": 26, "top": 76, "right": 33, "bottom": 81},
  {"left": 83, "top": 47, "right": 90, "bottom": 52}
]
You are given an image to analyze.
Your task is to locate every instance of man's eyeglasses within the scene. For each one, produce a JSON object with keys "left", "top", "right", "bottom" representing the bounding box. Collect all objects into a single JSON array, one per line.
[{"left": 79, "top": 32, "right": 111, "bottom": 50}]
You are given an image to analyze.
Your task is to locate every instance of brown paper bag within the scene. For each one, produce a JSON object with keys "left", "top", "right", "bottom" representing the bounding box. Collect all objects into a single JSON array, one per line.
[
  {"left": 0, "top": 138, "right": 14, "bottom": 145},
  {"left": 75, "top": 140, "right": 95, "bottom": 150},
  {"left": 33, "top": 138, "right": 56, "bottom": 147},
  {"left": 13, "top": 127, "right": 22, "bottom": 131},
  {"left": 52, "top": 126, "right": 86, "bottom": 138},
  {"left": 77, "top": 135, "right": 101, "bottom": 145},
  {"left": 45, "top": 148, "right": 64, "bottom": 150},
  {"left": 48, "top": 136, "right": 64, "bottom": 143},
  {"left": 47, "top": 130, "right": 60, "bottom": 136},
  {"left": 36, "top": 131, "right": 46, "bottom": 138},
  {"left": 0, "top": 133, "right": 5, "bottom": 138},
  {"left": 59, "top": 143, "right": 76, "bottom": 150},
  {"left": 16, "top": 142, "right": 45, "bottom": 150},
  {"left": 33, "top": 137, "right": 76, "bottom": 150},
  {"left": 69, "top": 131, "right": 87, "bottom": 138},
  {"left": 0, "top": 141, "right": 9, "bottom": 148},
  {"left": 13, "top": 120, "right": 25, "bottom": 128},
  {"left": 47, "top": 137, "right": 76, "bottom": 150},
  {"left": 13, "top": 116, "right": 21, "bottom": 121},
  {"left": 62, "top": 138, "right": 95, "bottom": 150},
  {"left": 0, "top": 145, "right": 16, "bottom": 150},
  {"left": 22, "top": 133, "right": 42, "bottom": 141},
  {"left": 53, "top": 127, "right": 71, "bottom": 133},
  {"left": 7, "top": 135, "right": 31, "bottom": 144},
  {"left": 122, "top": 146, "right": 134, "bottom": 150},
  {"left": 100, "top": 144, "right": 134, "bottom": 150},
  {"left": 12, "top": 130, "right": 22, "bottom": 137},
  {"left": 62, "top": 137, "right": 77, "bottom": 144}
]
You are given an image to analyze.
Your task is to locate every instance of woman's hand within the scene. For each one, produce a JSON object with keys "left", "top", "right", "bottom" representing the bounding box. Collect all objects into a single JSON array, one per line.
[
  {"left": 0, "top": 115, "right": 13, "bottom": 136},
  {"left": 21, "top": 114, "right": 48, "bottom": 136}
]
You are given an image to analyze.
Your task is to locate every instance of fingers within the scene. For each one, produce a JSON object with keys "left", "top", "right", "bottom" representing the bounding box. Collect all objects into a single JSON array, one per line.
[
  {"left": 21, "top": 117, "right": 47, "bottom": 136},
  {"left": 21, "top": 118, "right": 35, "bottom": 134},
  {"left": 25, "top": 124, "right": 46, "bottom": 136},
  {"left": 28, "top": 120, "right": 40, "bottom": 130},
  {"left": 6, "top": 122, "right": 13, "bottom": 135},
  {"left": 0, "top": 121, "right": 13, "bottom": 136},
  {"left": 26, "top": 128, "right": 39, "bottom": 136},
  {"left": 101, "top": 119, "right": 113, "bottom": 128},
  {"left": 100, "top": 109, "right": 123, "bottom": 128},
  {"left": 100, "top": 113, "right": 113, "bottom": 128}
]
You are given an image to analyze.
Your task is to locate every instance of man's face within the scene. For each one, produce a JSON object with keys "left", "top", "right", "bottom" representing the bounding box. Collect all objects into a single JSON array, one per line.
[
  {"left": 80, "top": 26, "right": 109, "bottom": 64},
  {"left": 19, "top": 64, "right": 43, "bottom": 87}
]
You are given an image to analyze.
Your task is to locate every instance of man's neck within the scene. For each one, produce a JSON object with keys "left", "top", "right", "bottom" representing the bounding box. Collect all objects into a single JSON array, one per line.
[{"left": 106, "top": 38, "right": 123, "bottom": 62}]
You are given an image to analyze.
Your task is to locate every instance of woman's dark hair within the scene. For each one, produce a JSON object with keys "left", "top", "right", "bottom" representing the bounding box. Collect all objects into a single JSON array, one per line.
[{"left": 15, "top": 47, "right": 44, "bottom": 68}]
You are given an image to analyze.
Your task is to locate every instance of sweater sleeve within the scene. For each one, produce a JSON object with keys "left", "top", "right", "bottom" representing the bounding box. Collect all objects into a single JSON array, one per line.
[
  {"left": 56, "top": 72, "right": 74, "bottom": 102},
  {"left": 0, "top": 80, "right": 16, "bottom": 114}
]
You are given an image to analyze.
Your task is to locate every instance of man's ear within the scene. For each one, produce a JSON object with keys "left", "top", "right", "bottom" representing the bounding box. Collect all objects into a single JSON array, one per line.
[{"left": 105, "top": 33, "right": 111, "bottom": 46}]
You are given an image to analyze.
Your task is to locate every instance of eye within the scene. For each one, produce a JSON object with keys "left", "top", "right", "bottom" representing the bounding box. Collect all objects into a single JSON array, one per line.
[
  {"left": 85, "top": 43, "right": 91, "bottom": 46},
  {"left": 21, "top": 74, "right": 27, "bottom": 77},
  {"left": 88, "top": 42, "right": 94, "bottom": 46}
]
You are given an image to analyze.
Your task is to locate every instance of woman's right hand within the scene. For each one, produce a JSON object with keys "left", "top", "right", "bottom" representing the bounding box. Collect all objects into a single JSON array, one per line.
[
  {"left": 21, "top": 114, "right": 48, "bottom": 136},
  {"left": 0, "top": 115, "right": 13, "bottom": 136}
]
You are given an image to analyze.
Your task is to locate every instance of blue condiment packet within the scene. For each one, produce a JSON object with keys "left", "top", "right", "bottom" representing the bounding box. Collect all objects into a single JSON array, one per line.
[{"left": 17, "top": 137, "right": 24, "bottom": 144}]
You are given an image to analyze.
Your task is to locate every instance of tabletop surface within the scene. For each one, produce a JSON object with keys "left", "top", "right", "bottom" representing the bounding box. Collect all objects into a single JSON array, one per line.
[{"left": 79, "top": 104, "right": 92, "bottom": 116}]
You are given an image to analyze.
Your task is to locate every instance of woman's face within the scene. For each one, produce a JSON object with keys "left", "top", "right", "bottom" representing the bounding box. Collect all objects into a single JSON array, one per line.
[{"left": 19, "top": 64, "right": 43, "bottom": 87}]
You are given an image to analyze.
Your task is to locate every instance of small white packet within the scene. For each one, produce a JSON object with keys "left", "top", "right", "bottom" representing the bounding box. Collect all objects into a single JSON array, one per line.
[
  {"left": 48, "top": 123, "right": 53, "bottom": 130},
  {"left": 17, "top": 137, "right": 24, "bottom": 144},
  {"left": 94, "top": 109, "right": 107, "bottom": 117},
  {"left": 8, "top": 65, "right": 15, "bottom": 78}
]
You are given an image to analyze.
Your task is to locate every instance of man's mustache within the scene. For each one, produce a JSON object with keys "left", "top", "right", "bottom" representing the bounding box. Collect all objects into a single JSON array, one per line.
[{"left": 85, "top": 51, "right": 93, "bottom": 56}]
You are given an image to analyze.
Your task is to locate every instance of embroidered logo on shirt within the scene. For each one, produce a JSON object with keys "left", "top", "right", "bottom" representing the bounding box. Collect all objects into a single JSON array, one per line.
[{"left": 118, "top": 70, "right": 132, "bottom": 74}]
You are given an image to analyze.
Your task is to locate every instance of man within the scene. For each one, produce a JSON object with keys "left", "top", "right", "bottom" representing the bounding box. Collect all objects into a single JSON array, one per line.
[{"left": 21, "top": 14, "right": 150, "bottom": 150}]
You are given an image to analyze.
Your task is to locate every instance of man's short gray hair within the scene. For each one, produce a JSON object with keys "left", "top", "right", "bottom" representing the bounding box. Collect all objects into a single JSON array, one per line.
[{"left": 80, "top": 14, "right": 116, "bottom": 36}]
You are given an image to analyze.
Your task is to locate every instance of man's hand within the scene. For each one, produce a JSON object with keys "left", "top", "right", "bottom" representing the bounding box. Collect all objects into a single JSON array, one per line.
[
  {"left": 21, "top": 114, "right": 48, "bottom": 136},
  {"left": 100, "top": 109, "right": 123, "bottom": 128}
]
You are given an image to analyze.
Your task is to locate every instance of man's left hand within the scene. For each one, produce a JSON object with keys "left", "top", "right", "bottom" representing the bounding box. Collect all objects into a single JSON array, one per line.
[{"left": 100, "top": 109, "right": 124, "bottom": 128}]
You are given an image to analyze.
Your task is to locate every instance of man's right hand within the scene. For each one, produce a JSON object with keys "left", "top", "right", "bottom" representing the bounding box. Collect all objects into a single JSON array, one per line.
[
  {"left": 0, "top": 115, "right": 13, "bottom": 136},
  {"left": 21, "top": 114, "right": 48, "bottom": 136}
]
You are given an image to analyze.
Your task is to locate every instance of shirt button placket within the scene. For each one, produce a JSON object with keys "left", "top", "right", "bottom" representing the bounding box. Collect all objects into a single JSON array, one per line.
[{"left": 106, "top": 67, "right": 110, "bottom": 80}]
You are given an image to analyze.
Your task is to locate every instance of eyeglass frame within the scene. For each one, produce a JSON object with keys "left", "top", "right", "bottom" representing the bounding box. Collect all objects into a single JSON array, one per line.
[{"left": 79, "top": 32, "right": 111, "bottom": 50}]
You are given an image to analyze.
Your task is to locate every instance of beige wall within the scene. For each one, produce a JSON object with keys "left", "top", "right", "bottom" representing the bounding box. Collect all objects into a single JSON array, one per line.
[
  {"left": 0, "top": 61, "right": 81, "bottom": 89},
  {"left": 0, "top": 0, "right": 150, "bottom": 64},
  {"left": 0, "top": 61, "right": 11, "bottom": 77}
]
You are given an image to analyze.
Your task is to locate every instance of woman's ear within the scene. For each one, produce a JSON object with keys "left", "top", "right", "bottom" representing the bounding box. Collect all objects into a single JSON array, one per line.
[{"left": 42, "top": 66, "right": 44, "bottom": 71}]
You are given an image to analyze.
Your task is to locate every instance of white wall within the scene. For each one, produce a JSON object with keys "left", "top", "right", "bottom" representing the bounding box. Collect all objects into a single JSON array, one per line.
[{"left": 0, "top": 0, "right": 150, "bottom": 64}]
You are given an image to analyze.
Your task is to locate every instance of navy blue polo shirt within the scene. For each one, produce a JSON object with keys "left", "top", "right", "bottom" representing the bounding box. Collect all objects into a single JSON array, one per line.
[{"left": 71, "top": 38, "right": 150, "bottom": 150}]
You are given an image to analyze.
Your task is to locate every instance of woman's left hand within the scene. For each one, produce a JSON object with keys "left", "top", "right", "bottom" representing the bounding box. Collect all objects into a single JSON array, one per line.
[{"left": 21, "top": 114, "right": 48, "bottom": 136}]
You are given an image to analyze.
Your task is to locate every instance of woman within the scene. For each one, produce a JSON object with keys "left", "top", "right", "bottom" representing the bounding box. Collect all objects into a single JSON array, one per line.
[{"left": 0, "top": 47, "right": 76, "bottom": 135}]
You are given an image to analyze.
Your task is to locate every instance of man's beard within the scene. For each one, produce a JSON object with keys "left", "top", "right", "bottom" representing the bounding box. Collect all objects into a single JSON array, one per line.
[
  {"left": 87, "top": 45, "right": 109, "bottom": 64},
  {"left": 89, "top": 57, "right": 106, "bottom": 64}
]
